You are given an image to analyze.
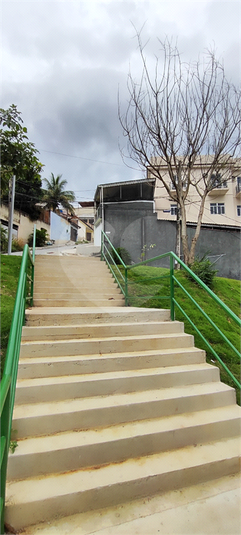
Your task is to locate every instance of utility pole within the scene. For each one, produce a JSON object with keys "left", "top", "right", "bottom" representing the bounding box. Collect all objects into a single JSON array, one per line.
[{"left": 8, "top": 175, "right": 16, "bottom": 255}]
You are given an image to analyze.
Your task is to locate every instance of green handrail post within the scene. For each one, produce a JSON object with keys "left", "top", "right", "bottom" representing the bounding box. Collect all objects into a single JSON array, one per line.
[
  {"left": 125, "top": 267, "right": 128, "bottom": 306},
  {"left": 101, "top": 230, "right": 103, "bottom": 261},
  {"left": 30, "top": 225, "right": 36, "bottom": 306},
  {"left": 170, "top": 254, "right": 175, "bottom": 320}
]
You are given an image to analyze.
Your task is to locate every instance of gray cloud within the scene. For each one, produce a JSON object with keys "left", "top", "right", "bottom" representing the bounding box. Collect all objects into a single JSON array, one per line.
[{"left": 1, "top": 0, "right": 240, "bottom": 200}]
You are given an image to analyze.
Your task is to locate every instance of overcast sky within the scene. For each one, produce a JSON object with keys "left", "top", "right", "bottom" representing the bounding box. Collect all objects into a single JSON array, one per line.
[{"left": 1, "top": 0, "right": 240, "bottom": 203}]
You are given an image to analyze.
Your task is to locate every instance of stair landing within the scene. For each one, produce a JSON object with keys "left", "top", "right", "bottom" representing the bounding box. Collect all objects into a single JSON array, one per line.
[{"left": 25, "top": 474, "right": 241, "bottom": 535}]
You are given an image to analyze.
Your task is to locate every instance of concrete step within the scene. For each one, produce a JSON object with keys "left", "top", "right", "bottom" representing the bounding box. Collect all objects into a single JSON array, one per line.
[
  {"left": 5, "top": 437, "right": 240, "bottom": 530},
  {"left": 17, "top": 347, "right": 206, "bottom": 379},
  {"left": 7, "top": 405, "right": 241, "bottom": 481},
  {"left": 33, "top": 290, "right": 123, "bottom": 299},
  {"left": 15, "top": 364, "right": 220, "bottom": 405},
  {"left": 33, "top": 281, "right": 119, "bottom": 291},
  {"left": 34, "top": 272, "right": 118, "bottom": 282},
  {"left": 25, "top": 307, "right": 171, "bottom": 326},
  {"left": 33, "top": 297, "right": 125, "bottom": 307},
  {"left": 20, "top": 332, "right": 194, "bottom": 358},
  {"left": 12, "top": 382, "right": 235, "bottom": 438},
  {"left": 34, "top": 268, "right": 114, "bottom": 278},
  {"left": 21, "top": 321, "right": 184, "bottom": 341}
]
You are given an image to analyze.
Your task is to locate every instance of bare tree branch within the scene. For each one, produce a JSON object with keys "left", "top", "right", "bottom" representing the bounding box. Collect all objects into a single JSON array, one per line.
[{"left": 118, "top": 33, "right": 241, "bottom": 263}]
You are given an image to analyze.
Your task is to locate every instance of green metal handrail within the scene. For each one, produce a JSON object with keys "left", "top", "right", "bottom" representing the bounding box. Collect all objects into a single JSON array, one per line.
[
  {"left": 0, "top": 227, "right": 36, "bottom": 534},
  {"left": 101, "top": 231, "right": 241, "bottom": 390}
]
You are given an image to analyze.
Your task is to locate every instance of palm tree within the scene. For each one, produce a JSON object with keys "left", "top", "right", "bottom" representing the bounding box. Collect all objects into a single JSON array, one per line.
[{"left": 42, "top": 173, "right": 75, "bottom": 215}]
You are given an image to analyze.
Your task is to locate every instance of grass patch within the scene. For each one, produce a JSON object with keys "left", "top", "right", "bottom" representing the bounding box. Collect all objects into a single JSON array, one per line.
[
  {"left": 113, "top": 263, "right": 241, "bottom": 403},
  {"left": 1, "top": 255, "right": 22, "bottom": 376}
]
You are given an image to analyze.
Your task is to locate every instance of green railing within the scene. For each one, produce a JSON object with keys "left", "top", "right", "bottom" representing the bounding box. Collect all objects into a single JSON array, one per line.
[
  {"left": 101, "top": 231, "right": 241, "bottom": 391},
  {"left": 0, "top": 228, "right": 36, "bottom": 534}
]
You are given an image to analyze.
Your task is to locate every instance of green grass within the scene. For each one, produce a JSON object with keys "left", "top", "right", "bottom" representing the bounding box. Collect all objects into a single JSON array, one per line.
[
  {"left": 112, "top": 263, "right": 240, "bottom": 403},
  {"left": 1, "top": 255, "right": 22, "bottom": 376}
]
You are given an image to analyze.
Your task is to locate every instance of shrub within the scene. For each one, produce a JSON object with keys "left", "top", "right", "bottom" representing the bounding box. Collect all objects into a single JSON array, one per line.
[
  {"left": 12, "top": 238, "right": 24, "bottom": 252},
  {"left": 0, "top": 227, "right": 24, "bottom": 253},
  {"left": 112, "top": 247, "right": 132, "bottom": 265},
  {"left": 187, "top": 255, "right": 218, "bottom": 289},
  {"left": 0, "top": 225, "right": 8, "bottom": 252},
  {"left": 28, "top": 228, "right": 48, "bottom": 247}
]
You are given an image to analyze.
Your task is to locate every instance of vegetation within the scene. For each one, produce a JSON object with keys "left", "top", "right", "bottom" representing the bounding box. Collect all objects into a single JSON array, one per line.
[
  {"left": 0, "top": 255, "right": 22, "bottom": 376},
  {"left": 0, "top": 104, "right": 43, "bottom": 220},
  {"left": 28, "top": 228, "right": 48, "bottom": 247},
  {"left": 187, "top": 255, "right": 218, "bottom": 289},
  {"left": 0, "top": 225, "right": 24, "bottom": 253},
  {"left": 113, "top": 263, "right": 240, "bottom": 402},
  {"left": 42, "top": 173, "right": 75, "bottom": 214},
  {"left": 113, "top": 247, "right": 132, "bottom": 265}
]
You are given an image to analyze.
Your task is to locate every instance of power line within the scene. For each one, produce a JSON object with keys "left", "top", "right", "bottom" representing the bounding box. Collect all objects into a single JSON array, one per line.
[{"left": 39, "top": 149, "right": 124, "bottom": 167}]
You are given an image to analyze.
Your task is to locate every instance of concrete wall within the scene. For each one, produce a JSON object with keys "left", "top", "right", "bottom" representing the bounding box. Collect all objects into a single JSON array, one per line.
[
  {"left": 0, "top": 204, "right": 50, "bottom": 244},
  {"left": 104, "top": 202, "right": 240, "bottom": 280},
  {"left": 94, "top": 221, "right": 103, "bottom": 246}
]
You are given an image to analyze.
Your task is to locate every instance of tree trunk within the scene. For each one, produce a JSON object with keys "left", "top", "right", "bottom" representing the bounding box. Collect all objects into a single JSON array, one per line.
[
  {"left": 188, "top": 195, "right": 207, "bottom": 264},
  {"left": 175, "top": 207, "right": 181, "bottom": 269}
]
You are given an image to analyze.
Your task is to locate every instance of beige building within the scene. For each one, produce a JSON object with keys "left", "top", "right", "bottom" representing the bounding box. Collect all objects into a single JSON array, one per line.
[
  {"left": 147, "top": 157, "right": 241, "bottom": 229},
  {"left": 74, "top": 202, "right": 94, "bottom": 242},
  {"left": 0, "top": 204, "right": 50, "bottom": 244}
]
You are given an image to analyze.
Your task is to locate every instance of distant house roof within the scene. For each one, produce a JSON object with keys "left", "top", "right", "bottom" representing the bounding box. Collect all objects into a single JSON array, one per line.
[
  {"left": 78, "top": 218, "right": 94, "bottom": 231},
  {"left": 94, "top": 178, "right": 155, "bottom": 205},
  {"left": 78, "top": 201, "right": 94, "bottom": 207}
]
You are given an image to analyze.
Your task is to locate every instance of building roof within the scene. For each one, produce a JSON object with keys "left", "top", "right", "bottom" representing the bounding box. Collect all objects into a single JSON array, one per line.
[
  {"left": 94, "top": 178, "right": 155, "bottom": 204},
  {"left": 78, "top": 201, "right": 94, "bottom": 207}
]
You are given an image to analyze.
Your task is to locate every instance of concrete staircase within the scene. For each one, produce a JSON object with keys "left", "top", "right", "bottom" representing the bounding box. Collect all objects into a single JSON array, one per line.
[
  {"left": 32, "top": 254, "right": 125, "bottom": 307},
  {"left": 5, "top": 255, "right": 241, "bottom": 532}
]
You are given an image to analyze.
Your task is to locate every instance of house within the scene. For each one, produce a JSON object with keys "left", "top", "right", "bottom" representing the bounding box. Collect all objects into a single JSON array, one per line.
[
  {"left": 0, "top": 203, "right": 50, "bottom": 244},
  {"left": 0, "top": 204, "right": 80, "bottom": 247},
  {"left": 74, "top": 202, "right": 94, "bottom": 242}
]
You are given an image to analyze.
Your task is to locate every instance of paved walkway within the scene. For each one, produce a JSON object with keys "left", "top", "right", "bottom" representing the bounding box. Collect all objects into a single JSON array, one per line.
[
  {"left": 35, "top": 242, "right": 100, "bottom": 256},
  {"left": 10, "top": 242, "right": 101, "bottom": 257},
  {"left": 26, "top": 474, "right": 241, "bottom": 535}
]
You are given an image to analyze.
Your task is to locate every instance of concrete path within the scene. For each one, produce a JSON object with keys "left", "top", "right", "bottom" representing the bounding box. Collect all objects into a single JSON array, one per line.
[
  {"left": 26, "top": 474, "right": 241, "bottom": 535},
  {"left": 10, "top": 242, "right": 101, "bottom": 257},
  {"left": 34, "top": 242, "right": 100, "bottom": 256}
]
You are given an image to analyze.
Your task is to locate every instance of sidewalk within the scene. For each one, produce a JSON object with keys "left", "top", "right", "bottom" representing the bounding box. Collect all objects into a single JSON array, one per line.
[{"left": 9, "top": 242, "right": 101, "bottom": 257}]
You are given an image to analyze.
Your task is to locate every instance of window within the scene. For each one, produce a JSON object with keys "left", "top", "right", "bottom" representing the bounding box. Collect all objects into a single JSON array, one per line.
[
  {"left": 237, "top": 206, "right": 241, "bottom": 217},
  {"left": 170, "top": 174, "right": 187, "bottom": 190},
  {"left": 171, "top": 204, "right": 177, "bottom": 216},
  {"left": 210, "top": 173, "right": 227, "bottom": 189},
  {"left": 210, "top": 203, "right": 225, "bottom": 215}
]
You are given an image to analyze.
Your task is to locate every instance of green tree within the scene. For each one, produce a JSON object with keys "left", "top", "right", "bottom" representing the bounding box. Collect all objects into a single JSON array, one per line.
[
  {"left": 42, "top": 173, "right": 75, "bottom": 214},
  {"left": 0, "top": 104, "right": 44, "bottom": 220}
]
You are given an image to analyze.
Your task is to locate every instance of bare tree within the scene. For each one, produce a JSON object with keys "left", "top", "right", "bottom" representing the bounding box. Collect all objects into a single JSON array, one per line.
[{"left": 118, "top": 35, "right": 241, "bottom": 264}]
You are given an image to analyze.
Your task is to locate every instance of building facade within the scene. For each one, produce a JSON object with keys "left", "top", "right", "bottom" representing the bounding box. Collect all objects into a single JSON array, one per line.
[{"left": 148, "top": 156, "right": 241, "bottom": 229}]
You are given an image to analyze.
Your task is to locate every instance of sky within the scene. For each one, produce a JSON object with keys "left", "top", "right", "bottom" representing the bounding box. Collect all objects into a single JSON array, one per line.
[{"left": 1, "top": 0, "right": 241, "bottom": 204}]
